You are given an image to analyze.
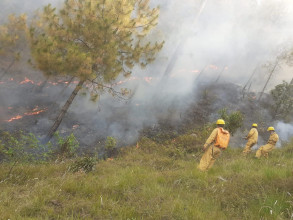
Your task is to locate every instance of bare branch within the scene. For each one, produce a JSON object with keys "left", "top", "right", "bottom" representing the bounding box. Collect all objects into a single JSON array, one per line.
[{"left": 87, "top": 79, "right": 130, "bottom": 100}]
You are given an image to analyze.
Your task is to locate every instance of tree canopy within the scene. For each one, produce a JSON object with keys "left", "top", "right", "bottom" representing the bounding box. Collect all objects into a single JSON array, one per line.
[
  {"left": 270, "top": 80, "right": 293, "bottom": 122},
  {"left": 29, "top": 0, "right": 163, "bottom": 84},
  {"left": 0, "top": 14, "right": 28, "bottom": 76},
  {"left": 28, "top": 0, "right": 164, "bottom": 139}
]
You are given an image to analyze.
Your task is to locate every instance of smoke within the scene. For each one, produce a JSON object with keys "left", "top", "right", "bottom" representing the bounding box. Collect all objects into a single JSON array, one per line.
[
  {"left": 275, "top": 121, "right": 293, "bottom": 142},
  {"left": 0, "top": 0, "right": 62, "bottom": 21},
  {"left": 1, "top": 0, "right": 293, "bottom": 148}
]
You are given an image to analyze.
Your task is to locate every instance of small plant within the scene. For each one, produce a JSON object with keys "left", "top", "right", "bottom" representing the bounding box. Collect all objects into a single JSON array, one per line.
[
  {"left": 0, "top": 131, "right": 50, "bottom": 163},
  {"left": 68, "top": 157, "right": 97, "bottom": 173},
  {"left": 219, "top": 108, "right": 244, "bottom": 135},
  {"left": 105, "top": 136, "right": 117, "bottom": 151},
  {"left": 105, "top": 136, "right": 117, "bottom": 158},
  {"left": 54, "top": 132, "right": 79, "bottom": 159},
  {"left": 0, "top": 131, "right": 53, "bottom": 178}
]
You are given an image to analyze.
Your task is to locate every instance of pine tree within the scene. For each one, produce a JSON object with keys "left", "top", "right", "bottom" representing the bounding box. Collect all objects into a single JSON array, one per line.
[
  {"left": 29, "top": 0, "right": 164, "bottom": 141},
  {"left": 0, "top": 14, "right": 28, "bottom": 79}
]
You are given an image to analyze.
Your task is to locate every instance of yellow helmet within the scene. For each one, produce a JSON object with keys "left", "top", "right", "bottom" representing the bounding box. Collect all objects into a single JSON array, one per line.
[
  {"left": 216, "top": 119, "right": 225, "bottom": 125},
  {"left": 252, "top": 123, "right": 258, "bottom": 127},
  {"left": 267, "top": 127, "right": 275, "bottom": 131}
]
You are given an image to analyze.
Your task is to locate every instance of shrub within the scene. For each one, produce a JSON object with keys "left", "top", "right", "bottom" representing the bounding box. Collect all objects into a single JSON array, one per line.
[
  {"left": 68, "top": 157, "right": 97, "bottom": 173},
  {"left": 54, "top": 132, "right": 79, "bottom": 159},
  {"left": 104, "top": 136, "right": 117, "bottom": 158},
  {"left": 219, "top": 108, "right": 244, "bottom": 135},
  {"left": 0, "top": 131, "right": 51, "bottom": 163}
]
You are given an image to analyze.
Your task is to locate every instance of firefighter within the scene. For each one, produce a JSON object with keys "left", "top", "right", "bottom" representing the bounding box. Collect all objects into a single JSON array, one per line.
[
  {"left": 242, "top": 123, "right": 258, "bottom": 155},
  {"left": 198, "top": 119, "right": 230, "bottom": 171},
  {"left": 255, "top": 127, "right": 279, "bottom": 159}
]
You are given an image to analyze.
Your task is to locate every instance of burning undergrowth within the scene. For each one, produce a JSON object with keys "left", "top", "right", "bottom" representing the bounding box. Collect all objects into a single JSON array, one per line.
[{"left": 0, "top": 70, "right": 292, "bottom": 156}]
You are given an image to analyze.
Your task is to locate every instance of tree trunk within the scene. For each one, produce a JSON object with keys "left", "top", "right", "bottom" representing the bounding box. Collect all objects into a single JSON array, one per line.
[
  {"left": 242, "top": 66, "right": 258, "bottom": 96},
  {"left": 258, "top": 61, "right": 278, "bottom": 102},
  {"left": 0, "top": 59, "right": 15, "bottom": 80},
  {"left": 59, "top": 77, "right": 75, "bottom": 96},
  {"left": 45, "top": 80, "right": 85, "bottom": 142},
  {"left": 215, "top": 66, "right": 225, "bottom": 83},
  {"left": 195, "top": 65, "right": 208, "bottom": 82},
  {"left": 161, "top": 0, "right": 208, "bottom": 80},
  {"left": 161, "top": 40, "right": 184, "bottom": 79}
]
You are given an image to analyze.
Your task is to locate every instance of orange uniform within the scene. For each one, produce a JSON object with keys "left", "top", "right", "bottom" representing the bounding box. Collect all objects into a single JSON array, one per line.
[
  {"left": 198, "top": 128, "right": 223, "bottom": 171},
  {"left": 243, "top": 127, "right": 258, "bottom": 155},
  {"left": 255, "top": 132, "right": 279, "bottom": 158}
]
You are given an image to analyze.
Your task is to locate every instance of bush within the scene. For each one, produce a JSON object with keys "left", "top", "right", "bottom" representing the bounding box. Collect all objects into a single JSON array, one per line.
[
  {"left": 270, "top": 80, "right": 293, "bottom": 121},
  {"left": 219, "top": 108, "right": 244, "bottom": 135},
  {"left": 105, "top": 136, "right": 117, "bottom": 158},
  {"left": 54, "top": 132, "right": 79, "bottom": 159},
  {"left": 68, "top": 157, "right": 97, "bottom": 173},
  {"left": 0, "top": 131, "right": 51, "bottom": 163}
]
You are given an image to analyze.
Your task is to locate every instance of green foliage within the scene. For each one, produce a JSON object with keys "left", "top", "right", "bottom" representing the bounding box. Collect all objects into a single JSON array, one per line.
[
  {"left": 104, "top": 136, "right": 117, "bottom": 158},
  {"left": 68, "top": 156, "right": 96, "bottom": 173},
  {"left": 270, "top": 80, "right": 293, "bottom": 121},
  {"left": 0, "top": 131, "right": 51, "bottom": 163},
  {"left": 174, "top": 134, "right": 198, "bottom": 153},
  {"left": 174, "top": 125, "right": 215, "bottom": 153},
  {"left": 29, "top": 0, "right": 164, "bottom": 100},
  {"left": 105, "top": 136, "right": 117, "bottom": 151},
  {"left": 0, "top": 131, "right": 81, "bottom": 164},
  {"left": 219, "top": 108, "right": 244, "bottom": 135},
  {"left": 0, "top": 14, "right": 27, "bottom": 56},
  {"left": 54, "top": 132, "right": 79, "bottom": 158},
  {"left": 0, "top": 14, "right": 28, "bottom": 74}
]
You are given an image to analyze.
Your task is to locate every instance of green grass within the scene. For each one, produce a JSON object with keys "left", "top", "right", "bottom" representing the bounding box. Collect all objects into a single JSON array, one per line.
[{"left": 0, "top": 137, "right": 293, "bottom": 219}]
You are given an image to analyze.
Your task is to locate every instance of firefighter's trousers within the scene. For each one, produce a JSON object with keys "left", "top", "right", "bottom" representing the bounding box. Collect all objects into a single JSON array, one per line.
[
  {"left": 243, "top": 140, "right": 256, "bottom": 155},
  {"left": 198, "top": 145, "right": 222, "bottom": 171},
  {"left": 255, "top": 144, "right": 275, "bottom": 158}
]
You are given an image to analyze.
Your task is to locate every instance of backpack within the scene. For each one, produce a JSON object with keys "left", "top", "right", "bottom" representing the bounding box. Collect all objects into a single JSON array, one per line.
[{"left": 214, "top": 127, "right": 230, "bottom": 149}]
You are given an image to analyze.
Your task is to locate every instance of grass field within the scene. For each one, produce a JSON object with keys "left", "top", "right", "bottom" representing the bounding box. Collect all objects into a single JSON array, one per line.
[{"left": 0, "top": 137, "right": 292, "bottom": 219}]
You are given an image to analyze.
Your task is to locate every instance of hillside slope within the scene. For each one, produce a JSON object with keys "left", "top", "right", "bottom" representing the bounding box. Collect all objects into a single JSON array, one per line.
[{"left": 0, "top": 137, "right": 293, "bottom": 219}]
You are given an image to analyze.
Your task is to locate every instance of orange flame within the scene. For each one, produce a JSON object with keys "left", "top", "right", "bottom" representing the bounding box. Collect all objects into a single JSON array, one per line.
[
  {"left": 4, "top": 106, "right": 47, "bottom": 123},
  {"left": 144, "top": 77, "right": 153, "bottom": 83},
  {"left": 209, "top": 65, "right": 218, "bottom": 70},
  {"left": 5, "top": 115, "right": 23, "bottom": 122},
  {"left": 24, "top": 109, "right": 47, "bottom": 116},
  {"left": 20, "top": 77, "right": 34, "bottom": 85},
  {"left": 72, "top": 125, "right": 79, "bottom": 130},
  {"left": 191, "top": 70, "right": 200, "bottom": 73}
]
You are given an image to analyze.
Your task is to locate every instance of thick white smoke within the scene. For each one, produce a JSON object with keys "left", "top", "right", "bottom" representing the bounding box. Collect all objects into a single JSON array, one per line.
[{"left": 275, "top": 121, "right": 293, "bottom": 142}]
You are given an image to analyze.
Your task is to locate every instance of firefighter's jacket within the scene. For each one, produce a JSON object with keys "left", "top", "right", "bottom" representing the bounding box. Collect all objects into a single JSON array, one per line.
[
  {"left": 267, "top": 132, "right": 279, "bottom": 146},
  {"left": 246, "top": 128, "right": 258, "bottom": 143},
  {"left": 204, "top": 128, "right": 218, "bottom": 149}
]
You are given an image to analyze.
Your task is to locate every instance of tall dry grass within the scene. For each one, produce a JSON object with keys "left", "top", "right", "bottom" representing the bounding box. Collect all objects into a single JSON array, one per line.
[{"left": 0, "top": 136, "right": 292, "bottom": 219}]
